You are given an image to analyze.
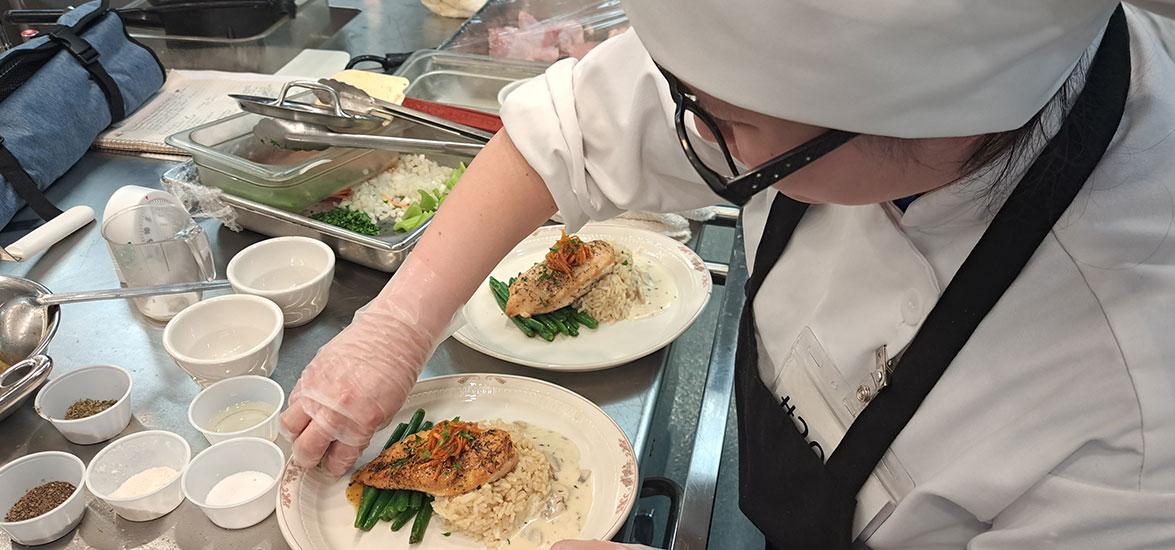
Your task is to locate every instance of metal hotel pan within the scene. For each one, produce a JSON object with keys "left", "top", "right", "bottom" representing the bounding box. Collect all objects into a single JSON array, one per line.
[
  {"left": 392, "top": 50, "right": 548, "bottom": 113},
  {"left": 162, "top": 162, "right": 421, "bottom": 273}
]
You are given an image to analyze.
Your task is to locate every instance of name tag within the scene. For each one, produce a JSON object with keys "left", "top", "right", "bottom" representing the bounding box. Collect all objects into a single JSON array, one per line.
[{"left": 767, "top": 328, "right": 915, "bottom": 542}]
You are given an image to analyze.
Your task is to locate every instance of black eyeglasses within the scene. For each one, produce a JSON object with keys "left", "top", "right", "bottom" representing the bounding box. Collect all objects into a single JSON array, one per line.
[{"left": 657, "top": 65, "right": 857, "bottom": 207}]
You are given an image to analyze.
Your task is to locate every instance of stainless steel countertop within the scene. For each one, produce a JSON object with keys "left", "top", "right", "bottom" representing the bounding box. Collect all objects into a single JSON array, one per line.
[{"left": 0, "top": 155, "right": 674, "bottom": 550}]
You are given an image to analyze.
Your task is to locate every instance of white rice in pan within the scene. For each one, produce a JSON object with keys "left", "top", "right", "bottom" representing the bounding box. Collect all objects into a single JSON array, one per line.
[{"left": 432, "top": 422, "right": 552, "bottom": 546}]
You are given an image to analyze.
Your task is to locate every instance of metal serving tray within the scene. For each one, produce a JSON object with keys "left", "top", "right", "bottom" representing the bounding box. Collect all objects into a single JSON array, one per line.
[
  {"left": 162, "top": 162, "right": 423, "bottom": 273},
  {"left": 394, "top": 50, "right": 548, "bottom": 113}
]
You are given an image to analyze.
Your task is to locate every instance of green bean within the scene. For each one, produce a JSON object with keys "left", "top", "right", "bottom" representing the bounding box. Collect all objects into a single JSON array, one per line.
[
  {"left": 409, "top": 491, "right": 424, "bottom": 511},
  {"left": 560, "top": 308, "right": 580, "bottom": 328},
  {"left": 553, "top": 309, "right": 579, "bottom": 336},
  {"left": 488, "top": 280, "right": 536, "bottom": 337},
  {"left": 391, "top": 507, "right": 418, "bottom": 531},
  {"left": 403, "top": 409, "right": 426, "bottom": 437},
  {"left": 535, "top": 324, "right": 556, "bottom": 341},
  {"left": 409, "top": 498, "right": 433, "bottom": 544},
  {"left": 513, "top": 316, "right": 537, "bottom": 337},
  {"left": 362, "top": 490, "right": 395, "bottom": 530},
  {"left": 354, "top": 485, "right": 380, "bottom": 528},
  {"left": 392, "top": 490, "right": 412, "bottom": 513},
  {"left": 420, "top": 421, "right": 434, "bottom": 432},
  {"left": 380, "top": 422, "right": 409, "bottom": 450},
  {"left": 380, "top": 494, "right": 400, "bottom": 521},
  {"left": 573, "top": 310, "right": 599, "bottom": 329},
  {"left": 536, "top": 315, "right": 560, "bottom": 335},
  {"left": 552, "top": 315, "right": 572, "bottom": 336}
]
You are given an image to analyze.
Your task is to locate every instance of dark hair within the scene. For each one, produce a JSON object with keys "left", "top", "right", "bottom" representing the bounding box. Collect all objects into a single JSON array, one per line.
[{"left": 956, "top": 58, "right": 1085, "bottom": 196}]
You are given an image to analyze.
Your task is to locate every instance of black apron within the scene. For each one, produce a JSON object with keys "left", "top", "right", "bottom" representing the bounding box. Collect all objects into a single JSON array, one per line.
[{"left": 735, "top": 6, "right": 1131, "bottom": 549}]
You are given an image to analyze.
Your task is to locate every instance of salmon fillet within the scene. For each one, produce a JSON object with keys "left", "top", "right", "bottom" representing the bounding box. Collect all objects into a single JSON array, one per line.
[
  {"left": 354, "top": 426, "right": 518, "bottom": 497},
  {"left": 505, "top": 240, "right": 618, "bottom": 317}
]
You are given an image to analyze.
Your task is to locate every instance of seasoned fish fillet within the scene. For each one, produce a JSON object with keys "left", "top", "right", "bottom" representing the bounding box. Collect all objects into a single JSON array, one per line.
[
  {"left": 354, "top": 426, "right": 518, "bottom": 497},
  {"left": 506, "top": 240, "right": 618, "bottom": 317}
]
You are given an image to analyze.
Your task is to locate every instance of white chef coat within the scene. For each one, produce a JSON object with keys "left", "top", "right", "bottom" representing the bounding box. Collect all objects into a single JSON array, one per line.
[{"left": 500, "top": 5, "right": 1175, "bottom": 548}]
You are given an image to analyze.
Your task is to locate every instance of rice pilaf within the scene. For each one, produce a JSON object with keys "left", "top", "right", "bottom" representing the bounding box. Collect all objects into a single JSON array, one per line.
[
  {"left": 574, "top": 247, "right": 647, "bottom": 323},
  {"left": 432, "top": 422, "right": 553, "bottom": 546}
]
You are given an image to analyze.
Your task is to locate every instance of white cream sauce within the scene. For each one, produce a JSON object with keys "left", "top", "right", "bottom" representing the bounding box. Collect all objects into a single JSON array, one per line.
[
  {"left": 627, "top": 256, "right": 677, "bottom": 320},
  {"left": 501, "top": 422, "right": 593, "bottom": 549}
]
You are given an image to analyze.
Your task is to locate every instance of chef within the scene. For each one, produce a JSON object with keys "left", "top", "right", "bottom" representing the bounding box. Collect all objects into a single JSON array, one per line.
[{"left": 281, "top": 1, "right": 1175, "bottom": 547}]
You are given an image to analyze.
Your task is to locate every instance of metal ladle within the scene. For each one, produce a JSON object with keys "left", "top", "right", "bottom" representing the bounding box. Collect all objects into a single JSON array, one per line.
[
  {"left": 0, "top": 276, "right": 230, "bottom": 365},
  {"left": 253, "top": 118, "right": 485, "bottom": 156}
]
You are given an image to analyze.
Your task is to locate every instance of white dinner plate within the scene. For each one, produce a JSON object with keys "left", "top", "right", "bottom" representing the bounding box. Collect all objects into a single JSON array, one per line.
[
  {"left": 276, "top": 374, "right": 639, "bottom": 550},
  {"left": 453, "top": 223, "right": 712, "bottom": 371}
]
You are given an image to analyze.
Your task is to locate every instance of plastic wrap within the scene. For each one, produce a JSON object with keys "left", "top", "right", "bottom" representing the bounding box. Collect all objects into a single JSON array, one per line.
[
  {"left": 161, "top": 161, "right": 242, "bottom": 232},
  {"left": 442, "top": 0, "right": 629, "bottom": 63}
]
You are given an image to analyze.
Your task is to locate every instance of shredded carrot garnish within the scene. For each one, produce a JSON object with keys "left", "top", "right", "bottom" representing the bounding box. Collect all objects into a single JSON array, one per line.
[
  {"left": 405, "top": 419, "right": 484, "bottom": 467},
  {"left": 544, "top": 231, "right": 593, "bottom": 276}
]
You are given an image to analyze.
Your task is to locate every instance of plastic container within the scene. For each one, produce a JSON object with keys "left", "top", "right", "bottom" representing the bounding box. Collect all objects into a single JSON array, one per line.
[
  {"left": 85, "top": 431, "right": 191, "bottom": 522},
  {"left": 188, "top": 375, "right": 285, "bottom": 445},
  {"left": 165, "top": 106, "right": 399, "bottom": 211},
  {"left": 34, "top": 364, "right": 133, "bottom": 445},
  {"left": 181, "top": 438, "right": 284, "bottom": 529},
  {"left": 0, "top": 452, "right": 86, "bottom": 546}
]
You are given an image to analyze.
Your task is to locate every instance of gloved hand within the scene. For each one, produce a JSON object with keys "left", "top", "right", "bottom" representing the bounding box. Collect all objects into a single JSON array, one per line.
[
  {"left": 551, "top": 542, "right": 654, "bottom": 550},
  {"left": 280, "top": 255, "right": 463, "bottom": 476}
]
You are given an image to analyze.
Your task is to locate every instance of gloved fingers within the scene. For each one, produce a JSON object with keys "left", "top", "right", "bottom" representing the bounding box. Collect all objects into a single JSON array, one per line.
[
  {"left": 321, "top": 440, "right": 366, "bottom": 478},
  {"left": 551, "top": 541, "right": 651, "bottom": 550},
  {"left": 291, "top": 421, "right": 335, "bottom": 468},
  {"left": 301, "top": 400, "right": 379, "bottom": 448},
  {"left": 279, "top": 399, "right": 312, "bottom": 441}
]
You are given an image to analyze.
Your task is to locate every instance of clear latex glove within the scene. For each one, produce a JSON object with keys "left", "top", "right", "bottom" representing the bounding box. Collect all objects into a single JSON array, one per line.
[
  {"left": 550, "top": 542, "right": 653, "bottom": 550},
  {"left": 280, "top": 254, "right": 465, "bottom": 476}
]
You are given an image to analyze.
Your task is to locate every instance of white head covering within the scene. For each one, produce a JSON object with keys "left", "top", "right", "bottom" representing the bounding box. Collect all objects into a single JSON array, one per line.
[{"left": 622, "top": 0, "right": 1140, "bottom": 138}]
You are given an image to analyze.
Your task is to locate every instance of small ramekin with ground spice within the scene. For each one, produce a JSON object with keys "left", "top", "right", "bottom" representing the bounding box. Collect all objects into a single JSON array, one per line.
[
  {"left": 34, "top": 364, "right": 133, "bottom": 445},
  {"left": 0, "top": 451, "right": 86, "bottom": 546}
]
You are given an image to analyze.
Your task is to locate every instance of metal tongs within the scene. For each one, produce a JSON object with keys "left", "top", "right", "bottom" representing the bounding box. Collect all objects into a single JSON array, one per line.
[{"left": 231, "top": 80, "right": 493, "bottom": 154}]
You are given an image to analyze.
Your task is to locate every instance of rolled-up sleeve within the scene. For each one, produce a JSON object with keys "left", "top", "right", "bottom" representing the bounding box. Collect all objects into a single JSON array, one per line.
[{"left": 500, "top": 29, "right": 721, "bottom": 232}]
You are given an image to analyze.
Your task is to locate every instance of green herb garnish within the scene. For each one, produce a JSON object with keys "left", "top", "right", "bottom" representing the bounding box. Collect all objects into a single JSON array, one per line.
[{"left": 311, "top": 207, "right": 379, "bottom": 236}]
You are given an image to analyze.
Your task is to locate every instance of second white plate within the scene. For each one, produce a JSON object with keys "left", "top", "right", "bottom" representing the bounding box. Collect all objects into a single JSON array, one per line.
[{"left": 453, "top": 224, "right": 712, "bottom": 371}]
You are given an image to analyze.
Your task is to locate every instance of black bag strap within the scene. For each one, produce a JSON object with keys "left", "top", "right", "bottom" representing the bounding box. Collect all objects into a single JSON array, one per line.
[
  {"left": 824, "top": 5, "right": 1132, "bottom": 492},
  {"left": 46, "top": 11, "right": 126, "bottom": 122},
  {"left": 0, "top": 136, "right": 63, "bottom": 220}
]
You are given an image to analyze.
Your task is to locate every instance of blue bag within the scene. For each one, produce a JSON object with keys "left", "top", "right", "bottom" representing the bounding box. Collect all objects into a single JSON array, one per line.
[{"left": 0, "top": 0, "right": 164, "bottom": 228}]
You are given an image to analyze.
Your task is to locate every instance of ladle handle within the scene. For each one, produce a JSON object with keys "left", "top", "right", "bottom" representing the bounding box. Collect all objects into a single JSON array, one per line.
[
  {"left": 37, "top": 279, "right": 231, "bottom": 306},
  {"left": 287, "top": 132, "right": 485, "bottom": 156}
]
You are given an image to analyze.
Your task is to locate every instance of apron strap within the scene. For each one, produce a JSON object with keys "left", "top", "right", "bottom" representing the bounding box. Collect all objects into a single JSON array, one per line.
[
  {"left": 825, "top": 4, "right": 1132, "bottom": 491},
  {"left": 746, "top": 196, "right": 808, "bottom": 301}
]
